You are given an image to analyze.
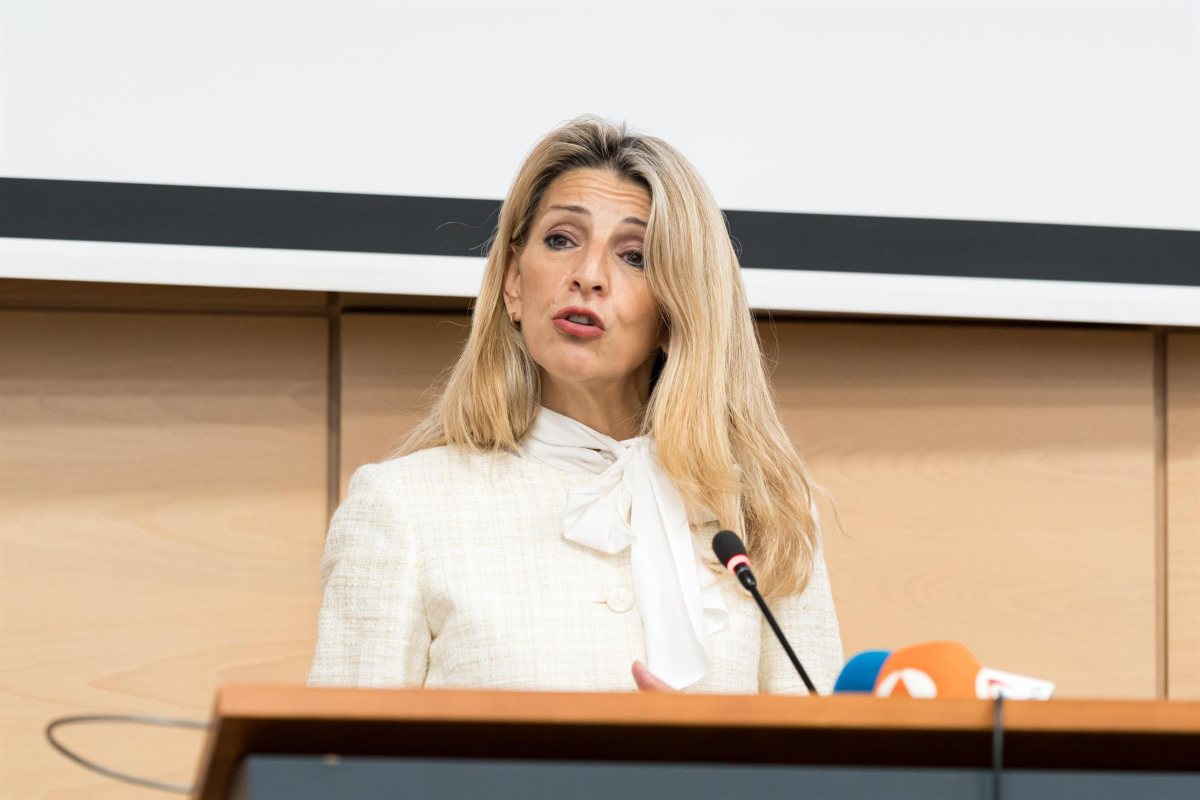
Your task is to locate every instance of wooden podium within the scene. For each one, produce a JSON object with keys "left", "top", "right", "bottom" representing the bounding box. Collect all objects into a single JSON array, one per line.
[{"left": 193, "top": 685, "right": 1200, "bottom": 800}]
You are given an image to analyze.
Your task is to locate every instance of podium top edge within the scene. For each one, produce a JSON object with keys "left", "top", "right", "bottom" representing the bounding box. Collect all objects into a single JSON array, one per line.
[{"left": 213, "top": 684, "right": 1200, "bottom": 736}]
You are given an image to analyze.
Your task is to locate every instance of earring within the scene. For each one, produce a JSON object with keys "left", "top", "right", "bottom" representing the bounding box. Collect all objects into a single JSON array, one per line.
[{"left": 509, "top": 310, "right": 520, "bottom": 326}]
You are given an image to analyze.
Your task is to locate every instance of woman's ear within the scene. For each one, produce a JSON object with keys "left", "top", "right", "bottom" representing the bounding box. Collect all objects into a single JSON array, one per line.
[{"left": 502, "top": 245, "right": 522, "bottom": 323}]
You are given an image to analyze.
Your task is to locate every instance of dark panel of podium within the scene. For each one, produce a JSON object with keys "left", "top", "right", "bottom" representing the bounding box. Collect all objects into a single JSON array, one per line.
[{"left": 193, "top": 686, "right": 1200, "bottom": 800}]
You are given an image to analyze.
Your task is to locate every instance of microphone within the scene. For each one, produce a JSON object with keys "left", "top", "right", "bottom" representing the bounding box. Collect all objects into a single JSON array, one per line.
[
  {"left": 833, "top": 650, "right": 891, "bottom": 693},
  {"left": 712, "top": 530, "right": 819, "bottom": 695},
  {"left": 871, "top": 641, "right": 1056, "bottom": 700},
  {"left": 873, "top": 641, "right": 981, "bottom": 699},
  {"left": 712, "top": 530, "right": 756, "bottom": 590}
]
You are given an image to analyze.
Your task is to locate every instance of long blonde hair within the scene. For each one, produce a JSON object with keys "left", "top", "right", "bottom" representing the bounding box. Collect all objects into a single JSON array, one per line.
[{"left": 400, "top": 116, "right": 820, "bottom": 598}]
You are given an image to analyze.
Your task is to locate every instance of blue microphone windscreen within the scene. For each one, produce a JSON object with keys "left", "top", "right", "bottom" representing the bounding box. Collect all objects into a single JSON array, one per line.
[{"left": 833, "top": 650, "right": 891, "bottom": 693}]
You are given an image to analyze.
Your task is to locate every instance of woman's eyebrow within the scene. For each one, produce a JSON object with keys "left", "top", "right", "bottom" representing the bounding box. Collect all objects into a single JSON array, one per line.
[
  {"left": 547, "top": 204, "right": 647, "bottom": 228},
  {"left": 548, "top": 203, "right": 589, "bottom": 216}
]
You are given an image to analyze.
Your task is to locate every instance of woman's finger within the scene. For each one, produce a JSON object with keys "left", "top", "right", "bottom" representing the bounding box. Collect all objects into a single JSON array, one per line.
[{"left": 631, "top": 660, "right": 676, "bottom": 692}]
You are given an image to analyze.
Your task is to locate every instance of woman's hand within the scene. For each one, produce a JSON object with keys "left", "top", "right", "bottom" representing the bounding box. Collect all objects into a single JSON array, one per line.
[{"left": 631, "top": 660, "right": 677, "bottom": 692}]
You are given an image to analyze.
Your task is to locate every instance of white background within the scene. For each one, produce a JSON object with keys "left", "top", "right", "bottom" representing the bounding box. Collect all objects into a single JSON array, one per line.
[{"left": 3, "top": 0, "right": 1198, "bottom": 230}]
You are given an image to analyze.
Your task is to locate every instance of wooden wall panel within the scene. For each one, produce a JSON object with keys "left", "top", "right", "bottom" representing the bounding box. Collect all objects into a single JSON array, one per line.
[
  {"left": 340, "top": 315, "right": 1159, "bottom": 699},
  {"left": 339, "top": 313, "right": 470, "bottom": 496},
  {"left": 1167, "top": 332, "right": 1200, "bottom": 699},
  {"left": 0, "top": 311, "right": 327, "bottom": 798},
  {"left": 0, "top": 278, "right": 329, "bottom": 313},
  {"left": 766, "top": 322, "right": 1157, "bottom": 699}
]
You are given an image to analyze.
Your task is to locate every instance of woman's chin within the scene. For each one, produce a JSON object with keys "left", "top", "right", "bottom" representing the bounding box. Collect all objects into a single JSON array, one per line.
[
  {"left": 543, "top": 368, "right": 607, "bottom": 388},
  {"left": 540, "top": 361, "right": 627, "bottom": 391}
]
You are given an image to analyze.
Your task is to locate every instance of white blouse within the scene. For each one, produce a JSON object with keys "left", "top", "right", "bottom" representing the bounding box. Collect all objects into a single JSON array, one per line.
[{"left": 308, "top": 445, "right": 844, "bottom": 694}]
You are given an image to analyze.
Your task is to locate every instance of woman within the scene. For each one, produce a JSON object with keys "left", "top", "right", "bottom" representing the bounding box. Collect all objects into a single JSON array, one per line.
[{"left": 308, "top": 117, "right": 842, "bottom": 694}]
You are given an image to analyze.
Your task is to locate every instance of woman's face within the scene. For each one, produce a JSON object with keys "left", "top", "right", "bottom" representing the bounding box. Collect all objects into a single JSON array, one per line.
[{"left": 504, "top": 168, "right": 663, "bottom": 409}]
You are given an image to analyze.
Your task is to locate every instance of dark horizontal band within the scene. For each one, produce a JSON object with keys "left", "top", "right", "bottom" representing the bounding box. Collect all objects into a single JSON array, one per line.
[{"left": 1, "top": 177, "right": 1196, "bottom": 286}]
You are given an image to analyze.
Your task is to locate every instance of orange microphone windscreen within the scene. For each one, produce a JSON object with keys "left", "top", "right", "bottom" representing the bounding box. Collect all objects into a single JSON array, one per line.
[{"left": 873, "top": 641, "right": 982, "bottom": 699}]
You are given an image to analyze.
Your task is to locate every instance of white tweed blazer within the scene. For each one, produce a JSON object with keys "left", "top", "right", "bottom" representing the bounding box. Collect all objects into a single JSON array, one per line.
[{"left": 308, "top": 446, "right": 844, "bottom": 694}]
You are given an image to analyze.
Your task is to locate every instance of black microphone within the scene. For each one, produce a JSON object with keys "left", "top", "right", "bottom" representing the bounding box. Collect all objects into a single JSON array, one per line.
[{"left": 713, "top": 530, "right": 819, "bottom": 695}]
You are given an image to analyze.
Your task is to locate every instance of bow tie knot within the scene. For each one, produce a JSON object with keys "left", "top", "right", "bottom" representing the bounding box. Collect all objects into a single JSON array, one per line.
[{"left": 521, "top": 407, "right": 728, "bottom": 689}]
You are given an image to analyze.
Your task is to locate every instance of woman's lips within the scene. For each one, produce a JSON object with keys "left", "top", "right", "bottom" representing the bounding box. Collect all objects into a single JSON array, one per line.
[{"left": 553, "top": 318, "right": 605, "bottom": 339}]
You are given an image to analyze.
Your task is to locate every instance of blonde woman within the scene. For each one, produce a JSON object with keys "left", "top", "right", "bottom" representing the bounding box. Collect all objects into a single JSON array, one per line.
[{"left": 308, "top": 117, "right": 843, "bottom": 694}]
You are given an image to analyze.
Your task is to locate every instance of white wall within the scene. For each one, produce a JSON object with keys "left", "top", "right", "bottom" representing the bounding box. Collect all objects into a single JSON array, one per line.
[{"left": 3, "top": 0, "right": 1198, "bottom": 231}]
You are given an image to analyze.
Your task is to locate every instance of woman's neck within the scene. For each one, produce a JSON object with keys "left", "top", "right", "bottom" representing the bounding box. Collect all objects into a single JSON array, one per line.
[{"left": 540, "top": 380, "right": 647, "bottom": 441}]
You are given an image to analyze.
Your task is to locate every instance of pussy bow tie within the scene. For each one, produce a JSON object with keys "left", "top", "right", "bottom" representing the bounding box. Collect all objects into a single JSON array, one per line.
[{"left": 521, "top": 406, "right": 728, "bottom": 689}]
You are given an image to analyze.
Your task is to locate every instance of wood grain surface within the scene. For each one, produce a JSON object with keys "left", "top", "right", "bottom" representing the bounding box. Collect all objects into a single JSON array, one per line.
[
  {"left": 338, "top": 312, "right": 470, "bottom": 495},
  {"left": 339, "top": 315, "right": 1160, "bottom": 699},
  {"left": 1167, "top": 332, "right": 1200, "bottom": 698},
  {"left": 193, "top": 685, "right": 1200, "bottom": 799},
  {"left": 764, "top": 321, "right": 1157, "bottom": 699},
  {"left": 0, "top": 278, "right": 329, "bottom": 313},
  {"left": 211, "top": 683, "right": 1200, "bottom": 734},
  {"left": 2, "top": 303, "right": 1177, "bottom": 796},
  {"left": 0, "top": 311, "right": 328, "bottom": 798}
]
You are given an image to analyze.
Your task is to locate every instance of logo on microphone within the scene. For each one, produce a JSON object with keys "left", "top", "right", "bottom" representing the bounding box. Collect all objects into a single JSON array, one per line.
[
  {"left": 875, "top": 668, "right": 939, "bottom": 698},
  {"left": 872, "top": 641, "right": 981, "bottom": 699},
  {"left": 975, "top": 667, "right": 1056, "bottom": 700}
]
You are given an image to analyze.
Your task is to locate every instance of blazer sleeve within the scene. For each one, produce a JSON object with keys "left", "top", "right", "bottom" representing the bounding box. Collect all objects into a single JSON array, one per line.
[
  {"left": 307, "top": 462, "right": 431, "bottom": 688},
  {"left": 758, "top": 529, "right": 844, "bottom": 695}
]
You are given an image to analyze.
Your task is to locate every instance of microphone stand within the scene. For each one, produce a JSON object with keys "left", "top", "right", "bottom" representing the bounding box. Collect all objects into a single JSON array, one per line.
[
  {"left": 747, "top": 583, "right": 818, "bottom": 695},
  {"left": 716, "top": 530, "right": 819, "bottom": 696}
]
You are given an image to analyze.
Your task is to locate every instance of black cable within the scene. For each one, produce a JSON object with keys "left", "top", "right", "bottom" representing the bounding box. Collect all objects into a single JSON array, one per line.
[
  {"left": 992, "top": 694, "right": 1005, "bottom": 800},
  {"left": 44, "top": 713, "right": 209, "bottom": 794}
]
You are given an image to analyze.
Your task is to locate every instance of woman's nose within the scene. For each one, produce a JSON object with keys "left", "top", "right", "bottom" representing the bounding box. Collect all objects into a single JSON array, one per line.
[{"left": 569, "top": 246, "right": 608, "bottom": 294}]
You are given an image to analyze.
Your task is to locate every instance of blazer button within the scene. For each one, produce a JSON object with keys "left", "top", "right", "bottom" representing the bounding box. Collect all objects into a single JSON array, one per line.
[{"left": 606, "top": 588, "right": 634, "bottom": 613}]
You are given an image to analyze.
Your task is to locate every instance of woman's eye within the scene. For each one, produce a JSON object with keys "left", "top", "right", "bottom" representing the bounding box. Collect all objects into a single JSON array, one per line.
[
  {"left": 623, "top": 250, "right": 645, "bottom": 269},
  {"left": 545, "top": 233, "right": 573, "bottom": 249}
]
